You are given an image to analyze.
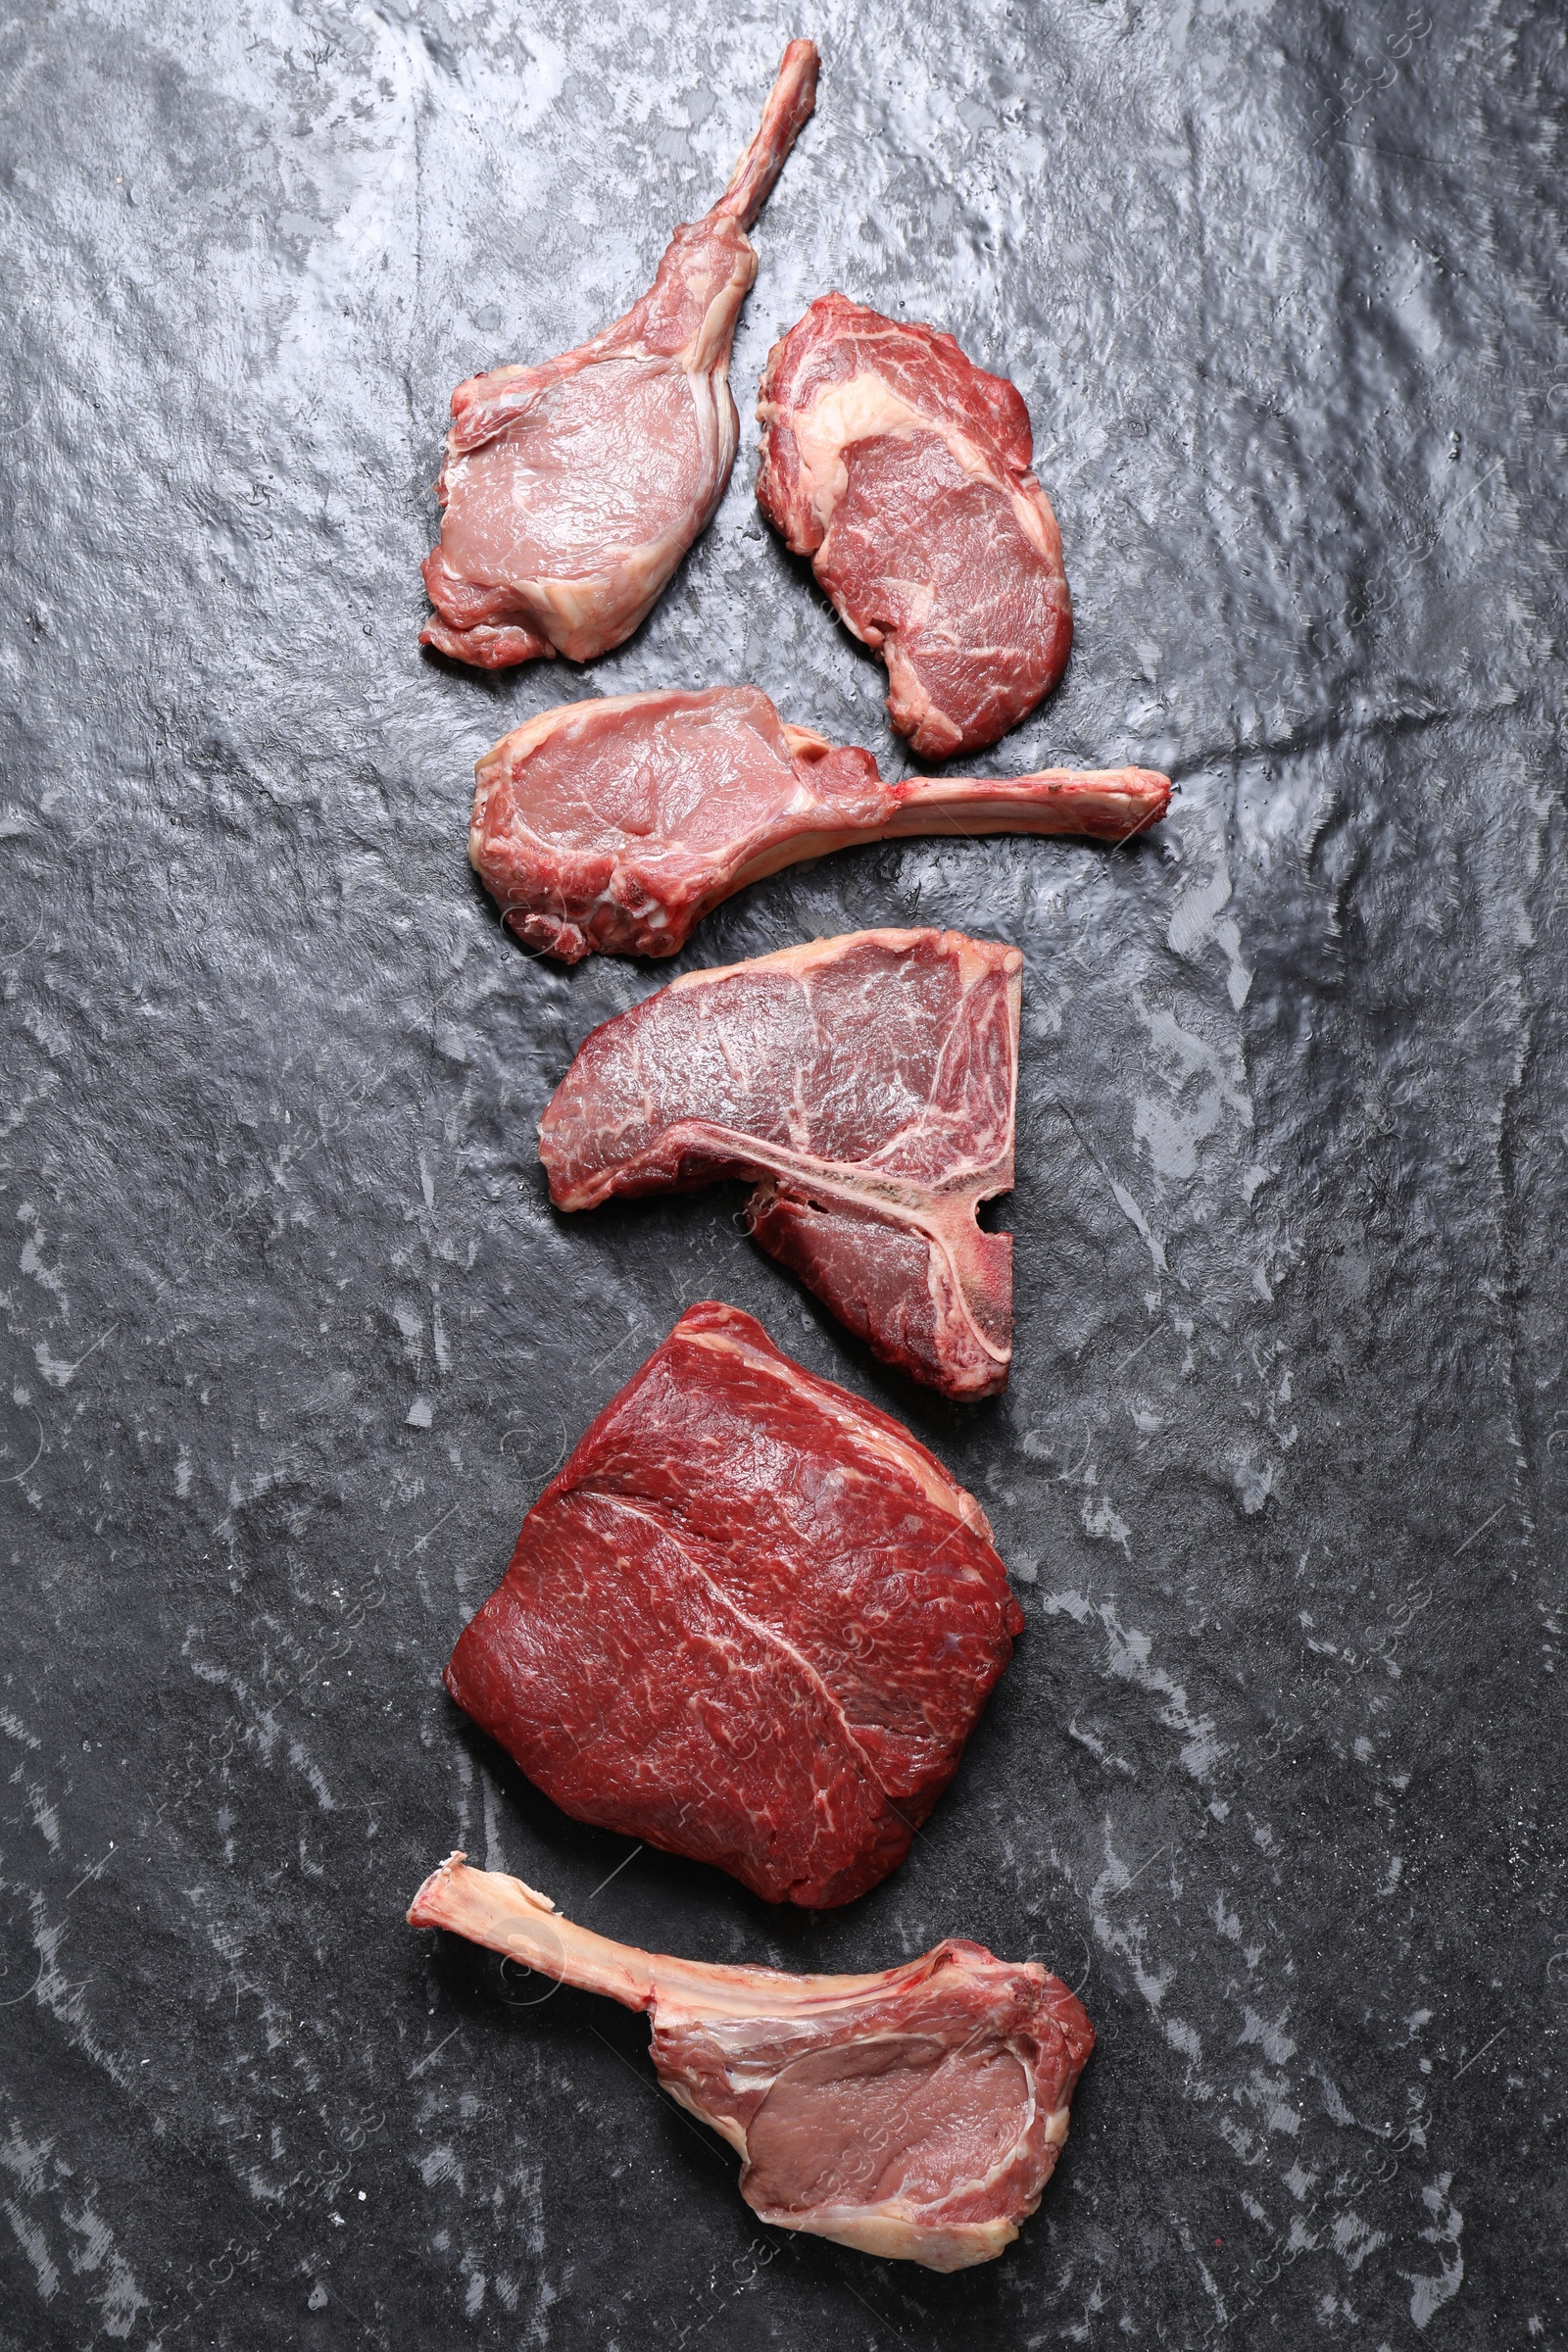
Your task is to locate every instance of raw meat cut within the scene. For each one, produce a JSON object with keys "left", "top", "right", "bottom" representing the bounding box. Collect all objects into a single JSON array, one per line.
[
  {"left": 420, "top": 42, "right": 817, "bottom": 668},
  {"left": 468, "top": 683, "right": 1169, "bottom": 961},
  {"left": 757, "top": 294, "right": 1073, "bottom": 757},
  {"left": 444, "top": 1301, "right": 1023, "bottom": 1906},
  {"left": 409, "top": 1854, "right": 1094, "bottom": 2271},
  {"left": 540, "top": 929, "right": 1022, "bottom": 1400}
]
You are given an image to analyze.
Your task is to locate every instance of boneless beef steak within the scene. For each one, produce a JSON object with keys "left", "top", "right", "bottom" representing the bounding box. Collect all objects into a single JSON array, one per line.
[
  {"left": 468, "top": 684, "right": 1170, "bottom": 961},
  {"left": 410, "top": 1856, "right": 1094, "bottom": 2270},
  {"left": 420, "top": 42, "right": 817, "bottom": 667},
  {"left": 757, "top": 293, "right": 1073, "bottom": 756},
  {"left": 444, "top": 1302, "right": 1023, "bottom": 1905},
  {"left": 540, "top": 930, "right": 1021, "bottom": 1399}
]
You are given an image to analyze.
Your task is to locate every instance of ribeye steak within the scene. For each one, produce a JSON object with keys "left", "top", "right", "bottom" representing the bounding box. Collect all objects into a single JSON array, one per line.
[
  {"left": 444, "top": 1301, "right": 1023, "bottom": 1906},
  {"left": 420, "top": 42, "right": 817, "bottom": 668},
  {"left": 540, "top": 930, "right": 1021, "bottom": 1399},
  {"left": 469, "top": 683, "right": 1169, "bottom": 960},
  {"left": 410, "top": 1855, "right": 1094, "bottom": 2270},
  {"left": 757, "top": 293, "right": 1073, "bottom": 757}
]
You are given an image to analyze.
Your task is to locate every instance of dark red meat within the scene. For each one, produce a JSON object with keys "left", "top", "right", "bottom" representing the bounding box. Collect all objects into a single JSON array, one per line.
[
  {"left": 443, "top": 1302, "right": 1024, "bottom": 1906},
  {"left": 468, "top": 683, "right": 1170, "bottom": 961},
  {"left": 539, "top": 929, "right": 1022, "bottom": 1399},
  {"left": 410, "top": 1855, "right": 1094, "bottom": 2270},
  {"left": 757, "top": 293, "right": 1073, "bottom": 756},
  {"left": 420, "top": 43, "right": 816, "bottom": 668}
]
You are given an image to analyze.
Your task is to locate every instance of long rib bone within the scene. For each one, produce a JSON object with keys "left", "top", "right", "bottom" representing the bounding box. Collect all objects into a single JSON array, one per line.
[
  {"left": 409, "top": 1854, "right": 1094, "bottom": 2272},
  {"left": 468, "top": 683, "right": 1171, "bottom": 961},
  {"left": 420, "top": 46, "right": 818, "bottom": 668}
]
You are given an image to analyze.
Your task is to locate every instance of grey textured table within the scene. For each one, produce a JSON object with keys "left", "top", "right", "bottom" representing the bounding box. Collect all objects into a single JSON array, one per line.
[{"left": 2, "top": 3, "right": 1563, "bottom": 2346}]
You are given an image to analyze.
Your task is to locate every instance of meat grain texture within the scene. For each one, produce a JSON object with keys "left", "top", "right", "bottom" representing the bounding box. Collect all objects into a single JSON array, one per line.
[
  {"left": 421, "top": 42, "right": 817, "bottom": 666},
  {"left": 540, "top": 928, "right": 1023, "bottom": 1398},
  {"left": 757, "top": 293, "right": 1074, "bottom": 755},
  {"left": 444, "top": 1302, "right": 1024, "bottom": 1906},
  {"left": 467, "top": 683, "right": 1170, "bottom": 960},
  {"left": 410, "top": 1857, "right": 1095, "bottom": 2271},
  {"left": 7, "top": 0, "right": 1561, "bottom": 2341}
]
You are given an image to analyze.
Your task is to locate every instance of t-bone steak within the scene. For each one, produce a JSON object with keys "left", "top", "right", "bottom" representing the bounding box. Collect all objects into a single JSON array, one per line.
[
  {"left": 757, "top": 293, "right": 1073, "bottom": 757},
  {"left": 444, "top": 1301, "right": 1023, "bottom": 1906},
  {"left": 410, "top": 1855, "right": 1094, "bottom": 2271},
  {"left": 468, "top": 683, "right": 1169, "bottom": 960},
  {"left": 420, "top": 42, "right": 817, "bottom": 668},
  {"left": 540, "top": 930, "right": 1022, "bottom": 1399}
]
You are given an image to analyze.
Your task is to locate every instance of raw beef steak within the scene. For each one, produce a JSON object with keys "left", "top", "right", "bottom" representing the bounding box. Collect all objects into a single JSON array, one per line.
[
  {"left": 540, "top": 929, "right": 1022, "bottom": 1399},
  {"left": 469, "top": 683, "right": 1169, "bottom": 960},
  {"left": 420, "top": 42, "right": 816, "bottom": 667},
  {"left": 411, "top": 1855, "right": 1094, "bottom": 2271},
  {"left": 444, "top": 1302, "right": 1023, "bottom": 1906},
  {"left": 757, "top": 293, "right": 1073, "bottom": 756}
]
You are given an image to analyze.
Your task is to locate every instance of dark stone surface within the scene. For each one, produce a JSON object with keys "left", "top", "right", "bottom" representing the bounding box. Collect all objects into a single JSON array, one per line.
[{"left": 1, "top": 2, "right": 1563, "bottom": 2345}]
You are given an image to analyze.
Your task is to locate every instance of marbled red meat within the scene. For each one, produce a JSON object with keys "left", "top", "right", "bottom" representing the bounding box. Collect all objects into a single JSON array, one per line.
[
  {"left": 757, "top": 293, "right": 1073, "bottom": 756},
  {"left": 420, "top": 43, "right": 816, "bottom": 667},
  {"left": 468, "top": 683, "right": 1169, "bottom": 961},
  {"left": 540, "top": 929, "right": 1022, "bottom": 1399},
  {"left": 443, "top": 1302, "right": 1023, "bottom": 1906},
  {"left": 409, "top": 1855, "right": 1094, "bottom": 2270}
]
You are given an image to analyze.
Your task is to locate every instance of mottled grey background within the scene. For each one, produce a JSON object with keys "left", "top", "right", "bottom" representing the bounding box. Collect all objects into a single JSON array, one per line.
[{"left": 2, "top": 0, "right": 1564, "bottom": 2345}]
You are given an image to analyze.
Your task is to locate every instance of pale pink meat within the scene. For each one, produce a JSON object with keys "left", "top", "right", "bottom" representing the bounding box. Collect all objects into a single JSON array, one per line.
[
  {"left": 468, "top": 683, "right": 1170, "bottom": 960},
  {"left": 438, "top": 366, "right": 704, "bottom": 585},
  {"left": 757, "top": 293, "right": 1074, "bottom": 756},
  {"left": 539, "top": 930, "right": 1022, "bottom": 1398},
  {"left": 421, "top": 42, "right": 817, "bottom": 667},
  {"left": 409, "top": 1854, "right": 1095, "bottom": 2271}
]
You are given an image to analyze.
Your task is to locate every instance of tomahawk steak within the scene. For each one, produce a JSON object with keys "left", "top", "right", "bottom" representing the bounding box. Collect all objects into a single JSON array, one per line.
[
  {"left": 540, "top": 930, "right": 1021, "bottom": 1399},
  {"left": 410, "top": 1855, "right": 1093, "bottom": 2271},
  {"left": 757, "top": 294, "right": 1073, "bottom": 757},
  {"left": 469, "top": 683, "right": 1169, "bottom": 960},
  {"left": 420, "top": 42, "right": 817, "bottom": 668},
  {"left": 444, "top": 1301, "right": 1023, "bottom": 1906}
]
